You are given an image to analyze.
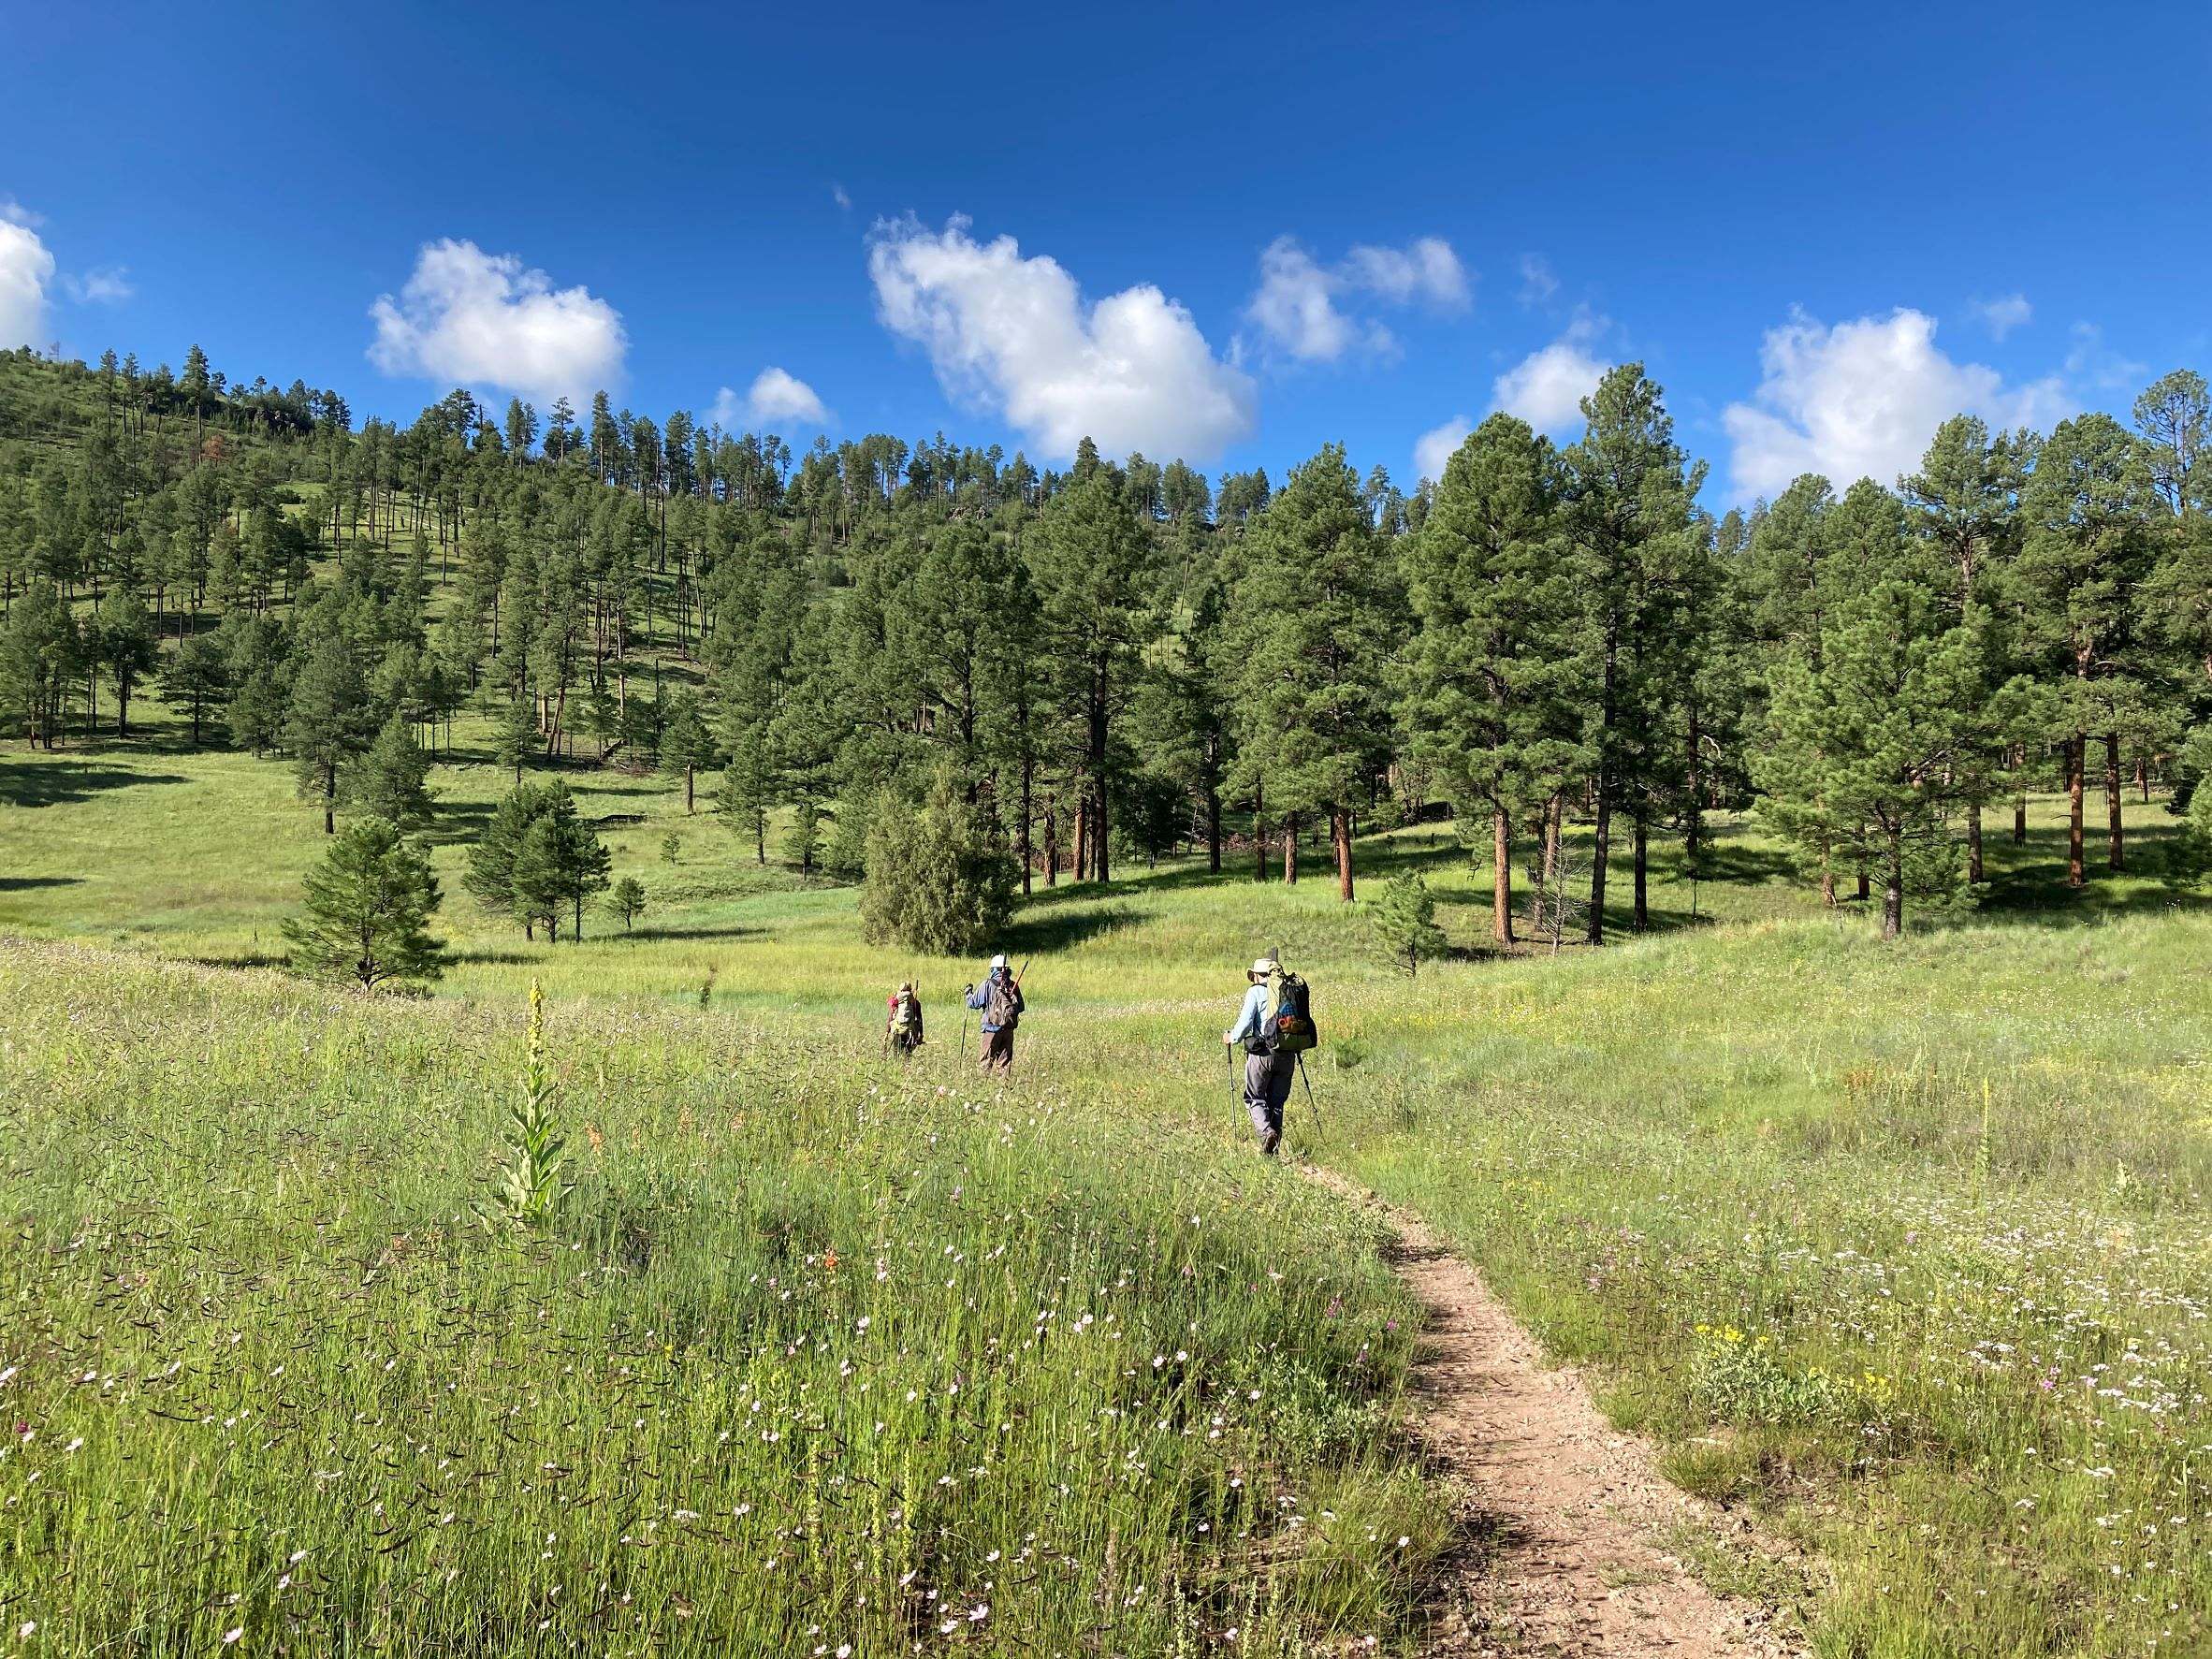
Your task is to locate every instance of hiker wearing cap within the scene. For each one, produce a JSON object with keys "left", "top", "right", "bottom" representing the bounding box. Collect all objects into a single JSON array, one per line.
[
  {"left": 1224, "top": 957, "right": 1291, "bottom": 1155},
  {"left": 965, "top": 953, "right": 1025, "bottom": 1073},
  {"left": 886, "top": 981, "right": 924, "bottom": 1058}
]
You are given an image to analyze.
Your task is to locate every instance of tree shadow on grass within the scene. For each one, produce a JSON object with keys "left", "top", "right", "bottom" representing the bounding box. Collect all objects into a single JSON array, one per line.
[
  {"left": 1001, "top": 901, "right": 1151, "bottom": 955},
  {"left": 1976, "top": 819, "right": 2212, "bottom": 924},
  {"left": 607, "top": 924, "right": 760, "bottom": 945},
  {"left": 0, "top": 761, "right": 190, "bottom": 808},
  {"left": 0, "top": 876, "right": 80, "bottom": 891},
  {"left": 185, "top": 950, "right": 288, "bottom": 970}
]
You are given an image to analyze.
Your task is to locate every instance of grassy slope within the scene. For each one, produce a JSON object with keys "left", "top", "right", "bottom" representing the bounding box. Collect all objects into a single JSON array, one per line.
[{"left": 3, "top": 717, "right": 2210, "bottom": 1657}]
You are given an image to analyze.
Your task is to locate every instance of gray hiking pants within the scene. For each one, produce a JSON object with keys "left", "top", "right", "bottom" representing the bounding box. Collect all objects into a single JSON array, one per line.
[{"left": 1244, "top": 1051, "right": 1292, "bottom": 1152}]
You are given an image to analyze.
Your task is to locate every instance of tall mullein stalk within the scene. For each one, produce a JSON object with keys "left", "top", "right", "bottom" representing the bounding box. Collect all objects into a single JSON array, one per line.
[{"left": 481, "top": 980, "right": 571, "bottom": 1228}]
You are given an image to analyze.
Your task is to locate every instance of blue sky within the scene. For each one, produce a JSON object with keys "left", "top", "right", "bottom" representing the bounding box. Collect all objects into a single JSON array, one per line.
[{"left": 6, "top": 1, "right": 2209, "bottom": 502}]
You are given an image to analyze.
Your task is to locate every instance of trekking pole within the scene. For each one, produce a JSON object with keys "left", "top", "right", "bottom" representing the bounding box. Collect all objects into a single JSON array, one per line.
[{"left": 1295, "top": 1053, "right": 1324, "bottom": 1139}]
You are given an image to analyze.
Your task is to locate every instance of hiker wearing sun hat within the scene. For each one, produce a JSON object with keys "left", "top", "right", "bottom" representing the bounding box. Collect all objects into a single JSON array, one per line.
[
  {"left": 1223, "top": 956, "right": 1291, "bottom": 1154},
  {"left": 965, "top": 953, "right": 1025, "bottom": 1073}
]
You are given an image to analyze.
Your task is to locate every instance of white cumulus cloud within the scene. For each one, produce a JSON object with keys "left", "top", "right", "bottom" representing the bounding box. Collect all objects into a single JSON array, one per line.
[
  {"left": 1723, "top": 307, "right": 2067, "bottom": 502},
  {"left": 1343, "top": 237, "right": 1468, "bottom": 307},
  {"left": 0, "top": 200, "right": 56, "bottom": 350},
  {"left": 369, "top": 238, "right": 626, "bottom": 406},
  {"left": 1246, "top": 234, "right": 1468, "bottom": 363},
  {"left": 1413, "top": 415, "right": 1474, "bottom": 487},
  {"left": 1248, "top": 238, "right": 1375, "bottom": 362},
  {"left": 869, "top": 213, "right": 1254, "bottom": 462},
  {"left": 1969, "top": 292, "right": 2031, "bottom": 341},
  {"left": 64, "top": 266, "right": 133, "bottom": 304},
  {"left": 711, "top": 367, "right": 831, "bottom": 431},
  {"left": 1493, "top": 313, "right": 1613, "bottom": 433}
]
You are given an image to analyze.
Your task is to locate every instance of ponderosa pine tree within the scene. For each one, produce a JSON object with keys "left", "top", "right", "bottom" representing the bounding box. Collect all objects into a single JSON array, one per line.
[
  {"left": 1225, "top": 444, "right": 1401, "bottom": 902},
  {"left": 1371, "top": 873, "right": 1447, "bottom": 975},
  {"left": 286, "top": 632, "right": 374, "bottom": 833},
  {"left": 92, "top": 586, "right": 156, "bottom": 735},
  {"left": 472, "top": 781, "right": 609, "bottom": 941},
  {"left": 659, "top": 689, "right": 715, "bottom": 812},
  {"left": 466, "top": 780, "right": 558, "bottom": 935},
  {"left": 1029, "top": 467, "right": 1156, "bottom": 885},
  {"left": 2019, "top": 414, "right": 2158, "bottom": 886},
  {"left": 280, "top": 815, "right": 444, "bottom": 989},
  {"left": 161, "top": 633, "right": 230, "bottom": 746},
  {"left": 0, "top": 584, "right": 77, "bottom": 747},
  {"left": 1403, "top": 414, "right": 1587, "bottom": 941},
  {"left": 1128, "top": 578, "right": 1231, "bottom": 874},
  {"left": 1902, "top": 415, "right": 2029, "bottom": 880},
  {"left": 354, "top": 710, "right": 435, "bottom": 829},
  {"left": 1759, "top": 566, "right": 2003, "bottom": 938},
  {"left": 606, "top": 874, "right": 647, "bottom": 931},
  {"left": 895, "top": 518, "right": 1023, "bottom": 796},
  {"left": 489, "top": 690, "right": 536, "bottom": 783},
  {"left": 1564, "top": 365, "right": 1705, "bottom": 940}
]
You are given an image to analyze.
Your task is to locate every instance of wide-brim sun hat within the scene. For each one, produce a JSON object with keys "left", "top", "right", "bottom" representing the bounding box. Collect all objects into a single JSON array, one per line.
[
  {"left": 990, "top": 953, "right": 1008, "bottom": 968},
  {"left": 1250, "top": 957, "right": 1276, "bottom": 977}
]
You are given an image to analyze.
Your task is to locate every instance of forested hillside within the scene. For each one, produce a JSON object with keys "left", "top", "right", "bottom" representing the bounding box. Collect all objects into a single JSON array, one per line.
[{"left": 4, "top": 341, "right": 2209, "bottom": 939}]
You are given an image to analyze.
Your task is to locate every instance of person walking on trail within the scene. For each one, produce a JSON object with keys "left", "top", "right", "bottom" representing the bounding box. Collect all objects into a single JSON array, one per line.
[
  {"left": 886, "top": 981, "right": 924, "bottom": 1058},
  {"left": 1225, "top": 956, "right": 1291, "bottom": 1155},
  {"left": 966, "top": 953, "right": 1025, "bottom": 1073}
]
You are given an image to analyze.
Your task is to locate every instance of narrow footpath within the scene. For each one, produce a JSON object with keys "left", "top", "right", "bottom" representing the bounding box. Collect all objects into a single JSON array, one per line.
[{"left": 1308, "top": 1167, "right": 1809, "bottom": 1658}]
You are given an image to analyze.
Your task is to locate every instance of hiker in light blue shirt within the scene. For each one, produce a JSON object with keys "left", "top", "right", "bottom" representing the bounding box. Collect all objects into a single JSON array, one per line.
[{"left": 1223, "top": 956, "right": 1291, "bottom": 1155}]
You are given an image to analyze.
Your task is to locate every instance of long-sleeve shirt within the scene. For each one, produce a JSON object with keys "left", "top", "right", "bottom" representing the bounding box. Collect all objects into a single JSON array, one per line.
[
  {"left": 966, "top": 971, "right": 1025, "bottom": 1032},
  {"left": 1225, "top": 982, "right": 1272, "bottom": 1050}
]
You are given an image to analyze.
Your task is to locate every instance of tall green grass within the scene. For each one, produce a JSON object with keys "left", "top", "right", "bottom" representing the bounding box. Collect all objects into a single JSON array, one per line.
[
  {"left": 0, "top": 944, "right": 1447, "bottom": 1654},
  {"left": 5, "top": 719, "right": 2210, "bottom": 1655}
]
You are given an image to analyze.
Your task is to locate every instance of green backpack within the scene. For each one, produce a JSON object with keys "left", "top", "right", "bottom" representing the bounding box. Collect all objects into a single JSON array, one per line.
[{"left": 1271, "top": 971, "right": 1317, "bottom": 1055}]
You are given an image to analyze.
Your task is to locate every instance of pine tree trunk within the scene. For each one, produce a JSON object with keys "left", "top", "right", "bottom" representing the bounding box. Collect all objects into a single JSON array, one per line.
[
  {"left": 1205, "top": 783, "right": 1221, "bottom": 874},
  {"left": 1631, "top": 814, "right": 1648, "bottom": 932},
  {"left": 2068, "top": 731, "right": 2086, "bottom": 888},
  {"left": 1019, "top": 751, "right": 1034, "bottom": 897},
  {"left": 1882, "top": 842, "right": 1903, "bottom": 940},
  {"left": 1253, "top": 780, "right": 1267, "bottom": 882},
  {"left": 2105, "top": 734, "right": 2123, "bottom": 871},
  {"left": 1966, "top": 802, "right": 1984, "bottom": 882},
  {"left": 1492, "top": 804, "right": 1514, "bottom": 945},
  {"left": 1071, "top": 797, "right": 1086, "bottom": 885},
  {"left": 1043, "top": 792, "right": 1058, "bottom": 888},
  {"left": 2137, "top": 754, "right": 2150, "bottom": 804},
  {"left": 1855, "top": 866, "right": 1870, "bottom": 901},
  {"left": 1332, "top": 807, "right": 1353, "bottom": 903},
  {"left": 1542, "top": 793, "right": 1562, "bottom": 890},
  {"left": 1683, "top": 707, "right": 1704, "bottom": 873},
  {"left": 1587, "top": 768, "right": 1610, "bottom": 945},
  {"left": 1089, "top": 676, "right": 1110, "bottom": 886},
  {"left": 685, "top": 765, "right": 695, "bottom": 814},
  {"left": 2014, "top": 792, "right": 2028, "bottom": 845},
  {"left": 1284, "top": 813, "right": 1299, "bottom": 884}
]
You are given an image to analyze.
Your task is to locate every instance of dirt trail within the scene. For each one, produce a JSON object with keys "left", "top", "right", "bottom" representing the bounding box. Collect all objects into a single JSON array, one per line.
[{"left": 1308, "top": 1166, "right": 1806, "bottom": 1658}]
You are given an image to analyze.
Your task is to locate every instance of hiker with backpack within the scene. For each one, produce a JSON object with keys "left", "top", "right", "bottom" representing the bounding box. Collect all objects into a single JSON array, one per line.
[
  {"left": 885, "top": 981, "right": 924, "bottom": 1058},
  {"left": 965, "top": 953, "right": 1025, "bottom": 1074},
  {"left": 1224, "top": 957, "right": 1293, "bottom": 1154}
]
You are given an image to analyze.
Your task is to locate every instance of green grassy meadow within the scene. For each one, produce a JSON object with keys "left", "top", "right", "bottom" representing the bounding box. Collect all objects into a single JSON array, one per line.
[{"left": 3, "top": 719, "right": 2209, "bottom": 1656}]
